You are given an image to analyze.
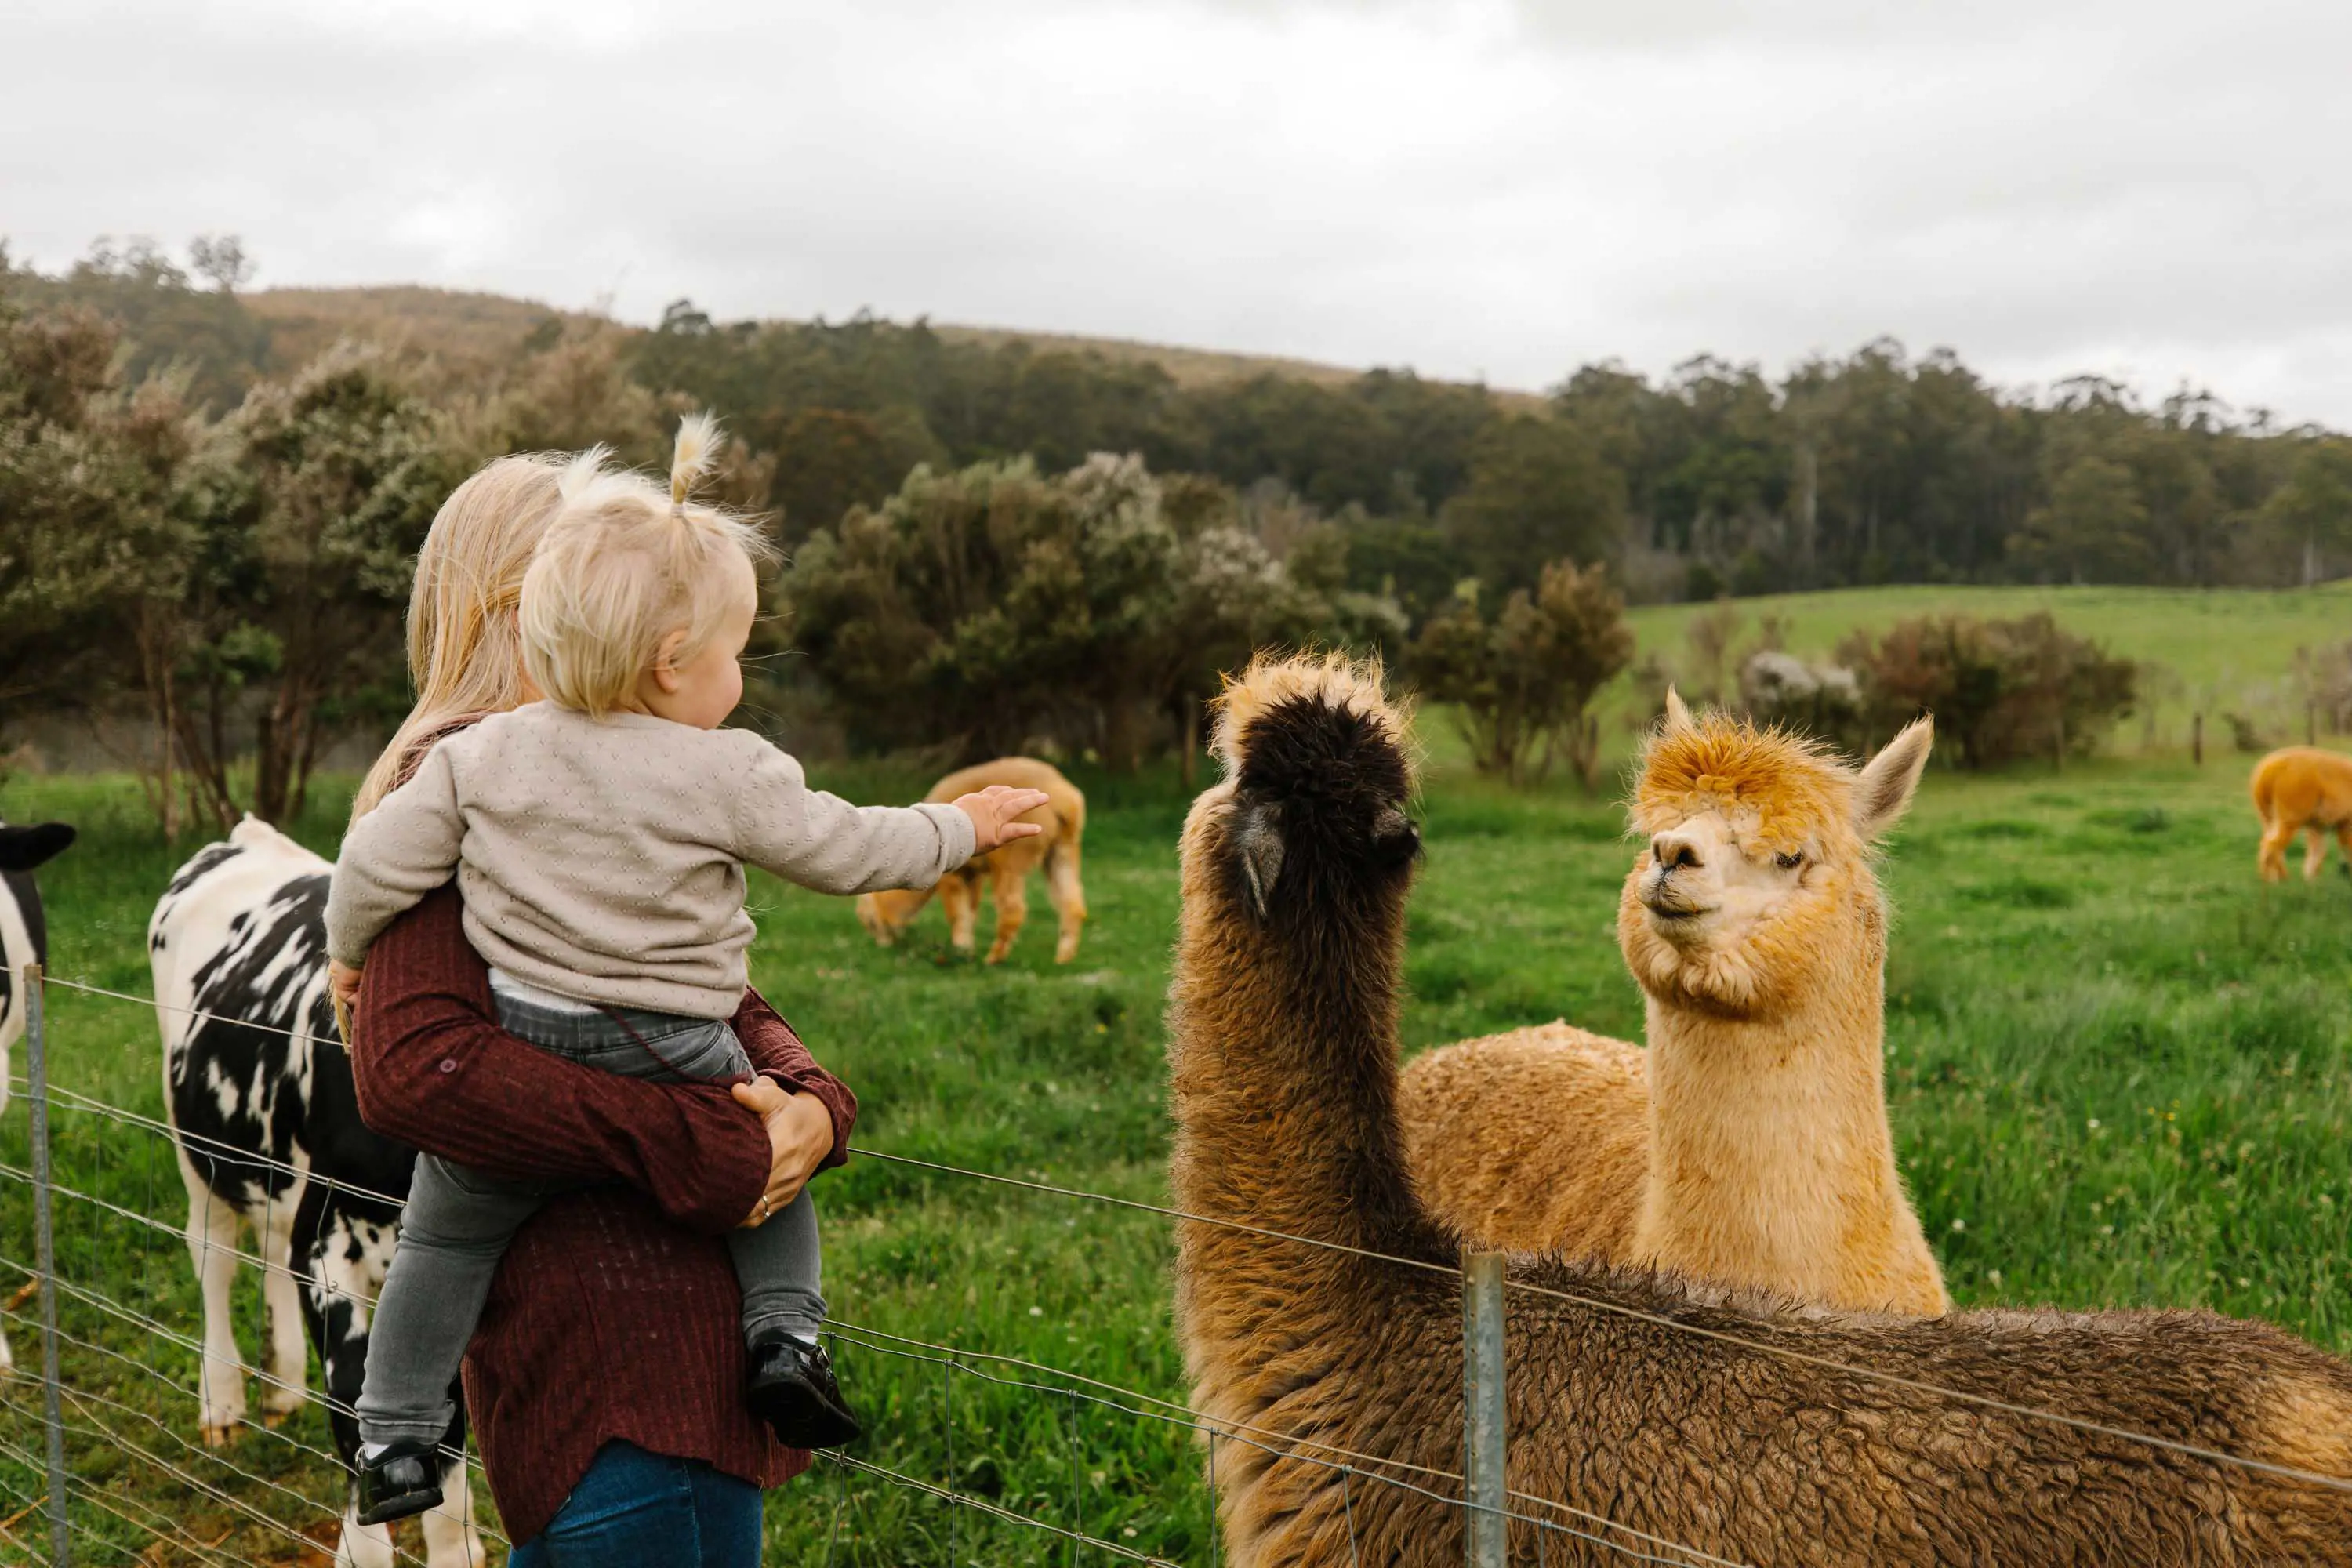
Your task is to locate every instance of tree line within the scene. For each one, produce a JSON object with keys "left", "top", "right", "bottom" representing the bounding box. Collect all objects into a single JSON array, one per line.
[{"left": 1, "top": 237, "right": 2339, "bottom": 816}]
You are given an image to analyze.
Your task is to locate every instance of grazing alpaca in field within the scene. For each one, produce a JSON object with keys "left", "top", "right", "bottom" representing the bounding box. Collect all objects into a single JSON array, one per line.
[
  {"left": 1402, "top": 695, "right": 1948, "bottom": 1315},
  {"left": 1, "top": 818, "right": 77, "bottom": 1375},
  {"left": 1171, "top": 653, "right": 2352, "bottom": 1568},
  {"left": 2251, "top": 746, "right": 2352, "bottom": 881},
  {"left": 855, "top": 757, "right": 1087, "bottom": 963}
]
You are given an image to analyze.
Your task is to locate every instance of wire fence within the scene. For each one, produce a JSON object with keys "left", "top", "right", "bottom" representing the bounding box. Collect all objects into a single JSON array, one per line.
[{"left": 4, "top": 965, "right": 2344, "bottom": 1567}]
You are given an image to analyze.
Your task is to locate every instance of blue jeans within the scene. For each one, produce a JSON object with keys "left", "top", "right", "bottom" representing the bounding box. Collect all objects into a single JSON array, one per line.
[{"left": 507, "top": 1442, "right": 763, "bottom": 1568}]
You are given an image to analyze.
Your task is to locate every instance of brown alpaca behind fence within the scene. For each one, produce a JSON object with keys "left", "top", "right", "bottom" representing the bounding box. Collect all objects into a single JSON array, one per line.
[
  {"left": 855, "top": 757, "right": 1087, "bottom": 963},
  {"left": 2251, "top": 746, "right": 2352, "bottom": 881},
  {"left": 1171, "top": 652, "right": 2352, "bottom": 1568},
  {"left": 1402, "top": 695, "right": 1948, "bottom": 1316}
]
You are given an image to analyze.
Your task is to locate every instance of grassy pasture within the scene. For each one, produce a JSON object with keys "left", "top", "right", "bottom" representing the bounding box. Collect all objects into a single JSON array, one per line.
[
  {"left": 2, "top": 739, "right": 2350, "bottom": 1563},
  {"left": 1616, "top": 580, "right": 2352, "bottom": 748}
]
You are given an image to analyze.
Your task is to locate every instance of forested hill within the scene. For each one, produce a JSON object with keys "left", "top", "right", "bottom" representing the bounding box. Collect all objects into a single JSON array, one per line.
[{"left": 7, "top": 239, "right": 2350, "bottom": 616}]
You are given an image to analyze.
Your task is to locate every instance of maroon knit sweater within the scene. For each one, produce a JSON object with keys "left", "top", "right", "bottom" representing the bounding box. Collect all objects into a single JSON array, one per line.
[{"left": 347, "top": 884, "right": 858, "bottom": 1543}]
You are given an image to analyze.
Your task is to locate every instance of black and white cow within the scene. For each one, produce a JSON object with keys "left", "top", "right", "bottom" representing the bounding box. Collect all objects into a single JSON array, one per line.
[
  {"left": 154, "top": 818, "right": 483, "bottom": 1568},
  {"left": 1, "top": 817, "right": 77, "bottom": 1376}
]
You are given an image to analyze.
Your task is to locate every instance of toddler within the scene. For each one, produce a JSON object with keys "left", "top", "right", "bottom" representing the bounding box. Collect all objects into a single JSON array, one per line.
[{"left": 325, "top": 416, "right": 1047, "bottom": 1526}]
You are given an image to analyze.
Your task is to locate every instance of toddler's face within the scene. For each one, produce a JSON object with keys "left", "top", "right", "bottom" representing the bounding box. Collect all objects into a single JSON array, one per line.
[{"left": 644, "top": 554, "right": 757, "bottom": 730}]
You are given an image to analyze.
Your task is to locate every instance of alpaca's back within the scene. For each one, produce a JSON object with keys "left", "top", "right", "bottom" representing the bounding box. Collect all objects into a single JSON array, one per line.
[
  {"left": 2252, "top": 747, "right": 2352, "bottom": 828},
  {"left": 924, "top": 756, "right": 1085, "bottom": 877},
  {"left": 1402, "top": 1025, "right": 1646, "bottom": 1258}
]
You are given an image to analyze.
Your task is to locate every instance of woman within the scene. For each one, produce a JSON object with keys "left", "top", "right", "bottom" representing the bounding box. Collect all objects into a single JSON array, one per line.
[{"left": 344, "top": 452, "right": 847, "bottom": 1565}]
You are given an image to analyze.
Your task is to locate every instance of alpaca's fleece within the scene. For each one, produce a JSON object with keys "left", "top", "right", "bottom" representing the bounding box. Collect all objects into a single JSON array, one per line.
[
  {"left": 1403, "top": 704, "right": 1948, "bottom": 1316},
  {"left": 1174, "top": 656, "right": 2352, "bottom": 1566},
  {"left": 2251, "top": 746, "right": 2352, "bottom": 882},
  {"left": 1632, "top": 710, "right": 1857, "bottom": 858},
  {"left": 1212, "top": 650, "right": 1414, "bottom": 781},
  {"left": 855, "top": 756, "right": 1089, "bottom": 964}
]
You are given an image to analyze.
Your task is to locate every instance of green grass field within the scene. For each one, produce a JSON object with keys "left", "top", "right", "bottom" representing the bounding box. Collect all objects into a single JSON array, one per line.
[
  {"left": 1617, "top": 580, "right": 2352, "bottom": 749},
  {"left": 3, "top": 728, "right": 2350, "bottom": 1562}
]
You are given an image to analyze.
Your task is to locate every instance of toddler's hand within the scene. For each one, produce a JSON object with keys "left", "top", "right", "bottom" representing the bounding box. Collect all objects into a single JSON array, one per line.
[
  {"left": 953, "top": 786, "right": 1052, "bottom": 853},
  {"left": 328, "top": 960, "right": 363, "bottom": 1009}
]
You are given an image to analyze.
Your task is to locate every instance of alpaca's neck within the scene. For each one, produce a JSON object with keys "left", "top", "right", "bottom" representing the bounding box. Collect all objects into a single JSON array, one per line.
[
  {"left": 1637, "top": 953, "right": 1919, "bottom": 1300},
  {"left": 1166, "top": 897, "right": 1437, "bottom": 1266}
]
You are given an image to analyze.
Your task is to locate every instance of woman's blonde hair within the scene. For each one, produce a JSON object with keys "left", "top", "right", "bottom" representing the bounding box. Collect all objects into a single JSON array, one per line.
[
  {"left": 354, "top": 452, "right": 570, "bottom": 819},
  {"left": 519, "top": 414, "right": 774, "bottom": 718}
]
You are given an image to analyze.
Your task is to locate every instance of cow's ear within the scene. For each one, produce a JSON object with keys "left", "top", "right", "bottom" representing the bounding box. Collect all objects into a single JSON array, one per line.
[{"left": 0, "top": 823, "right": 74, "bottom": 873}]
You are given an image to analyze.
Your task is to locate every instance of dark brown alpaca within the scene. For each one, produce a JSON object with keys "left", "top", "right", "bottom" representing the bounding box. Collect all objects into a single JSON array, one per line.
[{"left": 1168, "top": 654, "right": 2352, "bottom": 1568}]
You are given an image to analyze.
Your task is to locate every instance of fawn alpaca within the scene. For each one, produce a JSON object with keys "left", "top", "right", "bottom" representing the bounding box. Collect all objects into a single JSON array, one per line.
[
  {"left": 1404, "top": 693, "right": 1947, "bottom": 1314},
  {"left": 856, "top": 757, "right": 1087, "bottom": 963},
  {"left": 1171, "top": 652, "right": 2352, "bottom": 1568},
  {"left": 2251, "top": 746, "right": 2352, "bottom": 881}
]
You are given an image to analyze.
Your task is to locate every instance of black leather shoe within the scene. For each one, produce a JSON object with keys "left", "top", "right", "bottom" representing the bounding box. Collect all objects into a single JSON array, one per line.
[
  {"left": 356, "top": 1441, "right": 445, "bottom": 1526},
  {"left": 748, "top": 1336, "right": 862, "bottom": 1449}
]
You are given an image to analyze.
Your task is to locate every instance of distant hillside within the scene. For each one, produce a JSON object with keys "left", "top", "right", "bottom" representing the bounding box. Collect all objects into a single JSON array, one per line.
[
  {"left": 245, "top": 285, "right": 581, "bottom": 377},
  {"left": 241, "top": 284, "right": 1530, "bottom": 401}
]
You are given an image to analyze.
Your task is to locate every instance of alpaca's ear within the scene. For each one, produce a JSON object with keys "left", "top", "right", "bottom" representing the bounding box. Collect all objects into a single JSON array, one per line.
[
  {"left": 1233, "top": 803, "right": 1286, "bottom": 920},
  {"left": 1854, "top": 717, "right": 1933, "bottom": 839},
  {"left": 1662, "top": 688, "right": 1694, "bottom": 731}
]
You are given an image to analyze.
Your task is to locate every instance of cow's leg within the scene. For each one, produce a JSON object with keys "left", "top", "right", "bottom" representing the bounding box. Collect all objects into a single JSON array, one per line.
[
  {"left": 177, "top": 1152, "right": 248, "bottom": 1446},
  {"left": 257, "top": 1186, "right": 308, "bottom": 1422},
  {"left": 419, "top": 1443, "right": 488, "bottom": 1568},
  {"left": 302, "top": 1185, "right": 388, "bottom": 1568},
  {"left": 940, "top": 873, "right": 979, "bottom": 955},
  {"left": 2305, "top": 826, "right": 2331, "bottom": 882},
  {"left": 985, "top": 866, "right": 1029, "bottom": 964},
  {"left": 332, "top": 1501, "right": 397, "bottom": 1568},
  {"left": 1046, "top": 841, "right": 1087, "bottom": 964},
  {"left": 2336, "top": 825, "right": 2352, "bottom": 879}
]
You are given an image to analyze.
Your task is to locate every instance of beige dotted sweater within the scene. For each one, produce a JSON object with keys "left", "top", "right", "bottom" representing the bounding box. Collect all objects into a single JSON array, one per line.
[{"left": 326, "top": 703, "right": 975, "bottom": 1018}]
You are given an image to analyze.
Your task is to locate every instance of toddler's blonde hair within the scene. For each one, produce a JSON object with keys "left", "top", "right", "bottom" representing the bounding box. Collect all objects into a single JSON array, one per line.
[{"left": 520, "top": 414, "right": 775, "bottom": 717}]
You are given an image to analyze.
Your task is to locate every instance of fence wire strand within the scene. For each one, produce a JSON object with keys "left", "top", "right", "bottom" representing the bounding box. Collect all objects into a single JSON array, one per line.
[
  {"left": 824, "top": 1449, "right": 1181, "bottom": 1567},
  {"left": 13, "top": 960, "right": 2351, "bottom": 1568},
  {"left": 857, "top": 1119, "right": 2352, "bottom": 1497},
  {"left": 826, "top": 1319, "right": 1748, "bottom": 1568},
  {"left": 0, "top": 1428, "right": 245, "bottom": 1568}
]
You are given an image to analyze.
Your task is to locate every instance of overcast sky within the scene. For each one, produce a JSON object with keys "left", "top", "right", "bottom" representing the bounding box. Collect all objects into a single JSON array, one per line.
[{"left": 8, "top": 0, "right": 2349, "bottom": 424}]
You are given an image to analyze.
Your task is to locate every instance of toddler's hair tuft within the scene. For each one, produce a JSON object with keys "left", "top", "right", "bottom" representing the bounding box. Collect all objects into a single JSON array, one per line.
[{"left": 520, "top": 414, "right": 775, "bottom": 717}]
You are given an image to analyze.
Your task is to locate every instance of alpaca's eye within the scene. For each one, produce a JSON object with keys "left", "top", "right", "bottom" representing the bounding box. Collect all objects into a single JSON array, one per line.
[{"left": 1775, "top": 851, "right": 1804, "bottom": 871}]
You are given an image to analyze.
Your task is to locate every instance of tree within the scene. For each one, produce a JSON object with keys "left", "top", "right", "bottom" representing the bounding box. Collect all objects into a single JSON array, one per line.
[
  {"left": 162, "top": 344, "right": 454, "bottom": 826},
  {"left": 2253, "top": 438, "right": 2352, "bottom": 586},
  {"left": 766, "top": 405, "right": 944, "bottom": 540},
  {"left": 0, "top": 299, "right": 197, "bottom": 776},
  {"left": 1440, "top": 416, "right": 1625, "bottom": 597},
  {"left": 2009, "top": 455, "right": 2154, "bottom": 584},
  {"left": 1409, "top": 560, "right": 1634, "bottom": 786},
  {"left": 187, "top": 234, "right": 257, "bottom": 295},
  {"left": 778, "top": 452, "right": 1394, "bottom": 768}
]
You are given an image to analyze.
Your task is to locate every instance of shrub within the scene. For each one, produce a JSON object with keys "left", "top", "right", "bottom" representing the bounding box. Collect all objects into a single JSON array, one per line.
[
  {"left": 1740, "top": 649, "right": 1864, "bottom": 750},
  {"left": 1409, "top": 560, "right": 1633, "bottom": 787},
  {"left": 778, "top": 452, "right": 1399, "bottom": 767},
  {"left": 1837, "top": 612, "right": 2136, "bottom": 768}
]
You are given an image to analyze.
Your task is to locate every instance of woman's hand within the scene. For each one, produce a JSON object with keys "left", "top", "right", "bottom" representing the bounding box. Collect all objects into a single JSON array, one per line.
[{"left": 731, "top": 1077, "right": 834, "bottom": 1227}]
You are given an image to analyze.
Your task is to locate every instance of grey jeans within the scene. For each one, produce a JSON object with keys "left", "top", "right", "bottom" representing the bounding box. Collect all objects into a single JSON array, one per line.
[{"left": 354, "top": 995, "right": 826, "bottom": 1448}]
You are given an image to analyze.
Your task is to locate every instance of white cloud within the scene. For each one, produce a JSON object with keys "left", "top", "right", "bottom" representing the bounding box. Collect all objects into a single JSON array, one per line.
[{"left": 5, "top": 0, "right": 2347, "bottom": 424}]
